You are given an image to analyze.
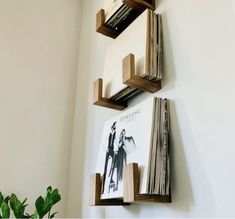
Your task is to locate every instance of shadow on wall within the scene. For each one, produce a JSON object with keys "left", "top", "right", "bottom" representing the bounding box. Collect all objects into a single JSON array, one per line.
[
  {"left": 160, "top": 7, "right": 177, "bottom": 92},
  {"left": 129, "top": 101, "right": 194, "bottom": 217},
  {"left": 169, "top": 101, "right": 194, "bottom": 212},
  {"left": 119, "top": 1, "right": 194, "bottom": 215},
  {"left": 147, "top": 0, "right": 177, "bottom": 94}
]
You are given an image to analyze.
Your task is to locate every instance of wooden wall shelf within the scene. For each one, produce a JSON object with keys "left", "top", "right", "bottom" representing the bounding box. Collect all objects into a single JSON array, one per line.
[
  {"left": 89, "top": 163, "right": 171, "bottom": 206},
  {"left": 93, "top": 78, "right": 128, "bottom": 111},
  {"left": 96, "top": 0, "right": 156, "bottom": 39},
  {"left": 93, "top": 53, "right": 161, "bottom": 111},
  {"left": 123, "top": 54, "right": 161, "bottom": 93},
  {"left": 123, "top": 163, "right": 171, "bottom": 203}
]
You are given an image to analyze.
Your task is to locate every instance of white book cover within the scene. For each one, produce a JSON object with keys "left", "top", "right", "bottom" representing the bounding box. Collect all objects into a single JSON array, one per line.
[
  {"left": 96, "top": 97, "right": 155, "bottom": 199},
  {"left": 103, "top": 9, "right": 149, "bottom": 99}
]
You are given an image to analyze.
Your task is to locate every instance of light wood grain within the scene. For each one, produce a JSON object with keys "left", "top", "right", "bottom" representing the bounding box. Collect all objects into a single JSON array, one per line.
[
  {"left": 123, "top": 163, "right": 139, "bottom": 202},
  {"left": 123, "top": 0, "right": 155, "bottom": 11},
  {"left": 96, "top": 0, "right": 155, "bottom": 39},
  {"left": 93, "top": 78, "right": 127, "bottom": 111},
  {"left": 96, "top": 9, "right": 120, "bottom": 39},
  {"left": 122, "top": 54, "right": 161, "bottom": 93},
  {"left": 123, "top": 163, "right": 172, "bottom": 203},
  {"left": 90, "top": 162, "right": 171, "bottom": 206}
]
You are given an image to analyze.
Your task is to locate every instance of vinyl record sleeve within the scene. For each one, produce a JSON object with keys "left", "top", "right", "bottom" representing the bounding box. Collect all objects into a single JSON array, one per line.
[
  {"left": 96, "top": 97, "right": 155, "bottom": 199},
  {"left": 103, "top": 9, "right": 150, "bottom": 99}
]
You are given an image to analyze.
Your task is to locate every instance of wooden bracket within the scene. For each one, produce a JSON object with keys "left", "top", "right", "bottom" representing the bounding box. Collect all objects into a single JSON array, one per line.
[
  {"left": 123, "top": 163, "right": 171, "bottom": 203},
  {"left": 89, "top": 173, "right": 129, "bottom": 206},
  {"left": 122, "top": 54, "right": 161, "bottom": 93},
  {"left": 96, "top": 9, "right": 120, "bottom": 39},
  {"left": 96, "top": 1, "right": 156, "bottom": 39},
  {"left": 93, "top": 53, "right": 162, "bottom": 111},
  {"left": 93, "top": 78, "right": 127, "bottom": 111},
  {"left": 89, "top": 163, "right": 171, "bottom": 206},
  {"left": 123, "top": 0, "right": 155, "bottom": 11}
]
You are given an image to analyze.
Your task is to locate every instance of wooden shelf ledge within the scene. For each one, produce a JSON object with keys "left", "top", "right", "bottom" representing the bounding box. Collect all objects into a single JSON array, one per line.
[
  {"left": 122, "top": 53, "right": 161, "bottom": 93},
  {"left": 89, "top": 163, "right": 171, "bottom": 206},
  {"left": 93, "top": 78, "right": 127, "bottom": 111},
  {"left": 96, "top": 9, "right": 121, "bottom": 39},
  {"left": 93, "top": 53, "right": 161, "bottom": 111},
  {"left": 123, "top": 0, "right": 155, "bottom": 11},
  {"left": 123, "top": 163, "right": 171, "bottom": 203},
  {"left": 96, "top": 0, "right": 156, "bottom": 39}
]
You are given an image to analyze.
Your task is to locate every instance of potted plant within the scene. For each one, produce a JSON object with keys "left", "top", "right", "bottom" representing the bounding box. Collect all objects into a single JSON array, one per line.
[{"left": 0, "top": 186, "right": 61, "bottom": 219}]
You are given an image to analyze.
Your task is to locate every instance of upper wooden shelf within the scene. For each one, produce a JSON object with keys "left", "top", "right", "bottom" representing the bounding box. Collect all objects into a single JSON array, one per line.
[{"left": 96, "top": 0, "right": 156, "bottom": 39}]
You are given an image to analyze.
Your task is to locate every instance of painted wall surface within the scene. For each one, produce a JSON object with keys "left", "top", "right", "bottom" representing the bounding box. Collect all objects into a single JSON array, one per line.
[
  {"left": 0, "top": 0, "right": 81, "bottom": 217},
  {"left": 67, "top": 0, "right": 235, "bottom": 218}
]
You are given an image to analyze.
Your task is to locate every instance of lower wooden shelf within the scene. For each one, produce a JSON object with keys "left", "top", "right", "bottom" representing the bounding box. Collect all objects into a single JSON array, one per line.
[
  {"left": 89, "top": 163, "right": 171, "bottom": 206},
  {"left": 123, "top": 163, "right": 171, "bottom": 203}
]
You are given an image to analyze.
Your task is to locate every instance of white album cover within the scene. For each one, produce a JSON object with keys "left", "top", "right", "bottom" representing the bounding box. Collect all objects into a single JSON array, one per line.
[
  {"left": 96, "top": 97, "right": 155, "bottom": 199},
  {"left": 103, "top": 9, "right": 149, "bottom": 99}
]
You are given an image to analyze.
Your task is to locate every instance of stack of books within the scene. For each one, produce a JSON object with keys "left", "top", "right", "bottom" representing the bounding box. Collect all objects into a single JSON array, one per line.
[
  {"left": 102, "top": 9, "right": 163, "bottom": 102},
  {"left": 96, "top": 97, "right": 170, "bottom": 199}
]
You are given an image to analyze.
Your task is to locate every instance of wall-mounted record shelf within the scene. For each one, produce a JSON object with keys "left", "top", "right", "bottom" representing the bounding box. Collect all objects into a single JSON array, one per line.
[
  {"left": 93, "top": 78, "right": 127, "bottom": 111},
  {"left": 89, "top": 163, "right": 171, "bottom": 206},
  {"left": 123, "top": 54, "right": 161, "bottom": 93},
  {"left": 96, "top": 0, "right": 155, "bottom": 39},
  {"left": 93, "top": 53, "right": 161, "bottom": 111}
]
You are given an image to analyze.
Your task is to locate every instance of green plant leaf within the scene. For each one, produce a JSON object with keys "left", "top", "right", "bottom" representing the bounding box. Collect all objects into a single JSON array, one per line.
[
  {"left": 23, "top": 213, "right": 31, "bottom": 218},
  {"left": 0, "top": 192, "right": 3, "bottom": 207},
  {"left": 47, "top": 187, "right": 52, "bottom": 193},
  {"left": 42, "top": 200, "right": 53, "bottom": 215},
  {"left": 3, "top": 197, "right": 9, "bottom": 204},
  {"left": 31, "top": 209, "right": 38, "bottom": 219},
  {"left": 10, "top": 193, "right": 26, "bottom": 218},
  {"left": 1, "top": 202, "right": 10, "bottom": 218},
  {"left": 50, "top": 189, "right": 61, "bottom": 205},
  {"left": 34, "top": 187, "right": 61, "bottom": 218},
  {"left": 22, "top": 198, "right": 27, "bottom": 206},
  {"left": 35, "top": 196, "right": 44, "bottom": 218}
]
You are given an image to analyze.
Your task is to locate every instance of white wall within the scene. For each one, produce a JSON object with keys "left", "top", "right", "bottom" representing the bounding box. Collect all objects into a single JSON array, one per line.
[
  {"left": 67, "top": 0, "right": 235, "bottom": 218},
  {"left": 0, "top": 0, "right": 81, "bottom": 217}
]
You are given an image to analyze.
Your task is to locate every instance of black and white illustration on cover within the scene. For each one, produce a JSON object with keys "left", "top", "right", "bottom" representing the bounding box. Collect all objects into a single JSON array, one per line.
[
  {"left": 101, "top": 121, "right": 136, "bottom": 195},
  {"left": 96, "top": 97, "right": 155, "bottom": 199}
]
